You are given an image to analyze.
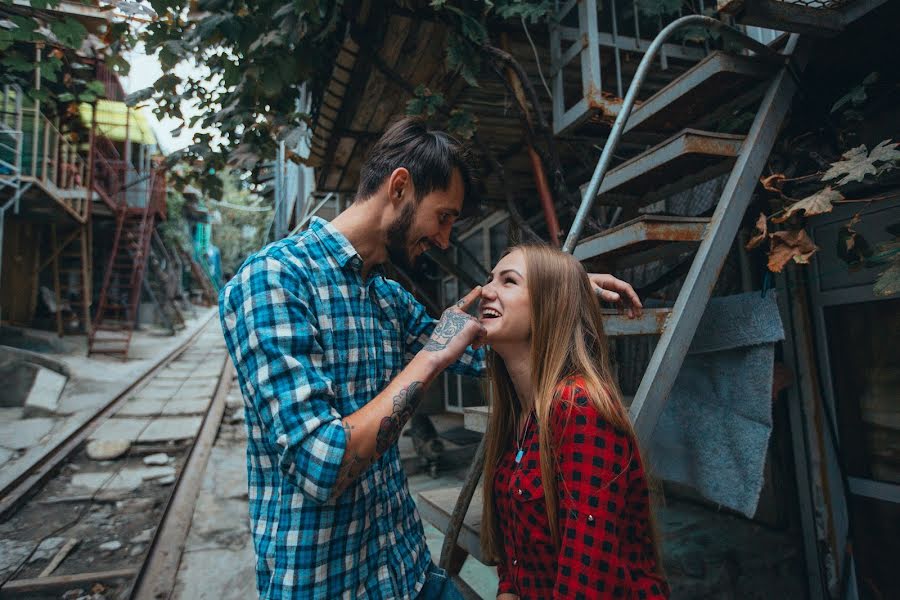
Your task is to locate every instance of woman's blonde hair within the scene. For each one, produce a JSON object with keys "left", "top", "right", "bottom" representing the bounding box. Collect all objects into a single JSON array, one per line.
[{"left": 480, "top": 244, "right": 660, "bottom": 567}]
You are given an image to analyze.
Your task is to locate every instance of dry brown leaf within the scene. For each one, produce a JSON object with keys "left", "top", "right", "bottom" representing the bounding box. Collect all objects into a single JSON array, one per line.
[
  {"left": 760, "top": 173, "right": 786, "bottom": 193},
  {"left": 767, "top": 229, "right": 818, "bottom": 272},
  {"left": 746, "top": 213, "right": 768, "bottom": 250},
  {"left": 771, "top": 187, "right": 842, "bottom": 223},
  {"left": 821, "top": 141, "right": 899, "bottom": 186}
]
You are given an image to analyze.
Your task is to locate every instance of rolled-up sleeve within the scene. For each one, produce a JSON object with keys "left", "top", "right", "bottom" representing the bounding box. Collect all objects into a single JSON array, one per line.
[{"left": 220, "top": 255, "right": 345, "bottom": 504}]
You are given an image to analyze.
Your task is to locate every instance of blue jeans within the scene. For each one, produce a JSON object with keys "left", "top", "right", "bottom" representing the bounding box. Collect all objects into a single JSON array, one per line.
[{"left": 416, "top": 562, "right": 465, "bottom": 600}]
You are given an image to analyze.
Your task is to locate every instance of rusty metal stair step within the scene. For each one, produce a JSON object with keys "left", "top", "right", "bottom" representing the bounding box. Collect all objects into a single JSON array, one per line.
[
  {"left": 624, "top": 51, "right": 775, "bottom": 135},
  {"left": 581, "top": 129, "right": 744, "bottom": 211},
  {"left": 602, "top": 308, "right": 671, "bottom": 336},
  {"left": 574, "top": 215, "right": 710, "bottom": 267}
]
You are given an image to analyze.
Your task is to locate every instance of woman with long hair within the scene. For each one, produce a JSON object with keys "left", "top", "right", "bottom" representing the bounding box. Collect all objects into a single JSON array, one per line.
[{"left": 479, "top": 245, "right": 668, "bottom": 599}]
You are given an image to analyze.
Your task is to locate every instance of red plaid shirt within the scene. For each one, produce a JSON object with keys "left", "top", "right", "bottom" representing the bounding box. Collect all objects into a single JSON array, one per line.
[{"left": 493, "top": 377, "right": 669, "bottom": 599}]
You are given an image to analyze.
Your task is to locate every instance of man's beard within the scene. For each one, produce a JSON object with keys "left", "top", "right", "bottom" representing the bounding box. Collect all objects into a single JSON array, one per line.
[{"left": 386, "top": 200, "right": 418, "bottom": 271}]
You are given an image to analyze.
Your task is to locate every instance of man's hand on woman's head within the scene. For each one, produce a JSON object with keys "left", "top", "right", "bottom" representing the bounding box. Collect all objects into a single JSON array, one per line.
[{"left": 587, "top": 273, "right": 643, "bottom": 318}]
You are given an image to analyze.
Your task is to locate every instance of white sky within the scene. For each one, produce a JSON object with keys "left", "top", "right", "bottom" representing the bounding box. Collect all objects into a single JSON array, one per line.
[{"left": 118, "top": 42, "right": 214, "bottom": 155}]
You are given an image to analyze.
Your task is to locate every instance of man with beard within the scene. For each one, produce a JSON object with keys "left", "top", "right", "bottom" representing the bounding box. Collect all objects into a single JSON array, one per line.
[{"left": 219, "top": 118, "right": 641, "bottom": 599}]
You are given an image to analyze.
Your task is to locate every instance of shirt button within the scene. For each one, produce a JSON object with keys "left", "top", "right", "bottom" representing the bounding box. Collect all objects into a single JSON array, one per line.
[
  {"left": 513, "top": 559, "right": 518, "bottom": 566},
  {"left": 517, "top": 489, "right": 523, "bottom": 495},
  {"left": 588, "top": 514, "right": 595, "bottom": 522}
]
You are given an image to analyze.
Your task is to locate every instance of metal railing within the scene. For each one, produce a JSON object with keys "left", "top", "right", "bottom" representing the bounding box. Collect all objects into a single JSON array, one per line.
[
  {"left": 0, "top": 104, "right": 91, "bottom": 221},
  {"left": 550, "top": 0, "right": 715, "bottom": 135}
]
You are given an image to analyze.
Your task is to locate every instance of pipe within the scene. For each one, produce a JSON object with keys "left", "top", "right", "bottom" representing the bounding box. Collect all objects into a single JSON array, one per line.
[
  {"left": 527, "top": 146, "right": 561, "bottom": 245},
  {"left": 562, "top": 15, "right": 784, "bottom": 254}
]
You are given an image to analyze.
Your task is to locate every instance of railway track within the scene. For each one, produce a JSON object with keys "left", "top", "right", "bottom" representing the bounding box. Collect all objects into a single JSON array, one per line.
[{"left": 0, "top": 317, "right": 235, "bottom": 600}]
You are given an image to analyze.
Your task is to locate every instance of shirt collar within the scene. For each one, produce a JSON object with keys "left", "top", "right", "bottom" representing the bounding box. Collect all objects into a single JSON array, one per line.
[{"left": 307, "top": 217, "right": 366, "bottom": 272}]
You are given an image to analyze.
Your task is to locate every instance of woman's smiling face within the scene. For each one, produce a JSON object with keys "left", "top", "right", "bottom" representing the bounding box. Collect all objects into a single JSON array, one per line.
[{"left": 479, "top": 249, "right": 531, "bottom": 348}]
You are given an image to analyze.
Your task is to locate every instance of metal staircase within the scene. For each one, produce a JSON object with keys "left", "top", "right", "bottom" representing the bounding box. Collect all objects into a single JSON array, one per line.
[
  {"left": 88, "top": 168, "right": 165, "bottom": 357},
  {"left": 417, "top": 12, "right": 813, "bottom": 591}
]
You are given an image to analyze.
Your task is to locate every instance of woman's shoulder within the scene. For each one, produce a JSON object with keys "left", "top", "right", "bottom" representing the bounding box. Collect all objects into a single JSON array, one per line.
[
  {"left": 553, "top": 374, "right": 593, "bottom": 408},
  {"left": 550, "top": 375, "right": 631, "bottom": 440}
]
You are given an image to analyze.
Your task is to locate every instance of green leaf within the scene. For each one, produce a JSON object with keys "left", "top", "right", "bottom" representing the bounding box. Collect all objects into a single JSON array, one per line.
[
  {"left": 446, "top": 33, "right": 480, "bottom": 87},
  {"left": 29, "top": 0, "right": 61, "bottom": 9},
  {"left": 831, "top": 85, "right": 866, "bottom": 114},
  {"left": 78, "top": 92, "right": 97, "bottom": 103},
  {"left": 50, "top": 18, "right": 88, "bottom": 49},
  {"left": 442, "top": 7, "right": 487, "bottom": 45},
  {"left": 448, "top": 109, "right": 477, "bottom": 140},
  {"left": 2, "top": 53, "right": 33, "bottom": 73},
  {"left": 58, "top": 92, "right": 76, "bottom": 102},
  {"left": 86, "top": 80, "right": 107, "bottom": 96},
  {"left": 260, "top": 68, "right": 282, "bottom": 97},
  {"left": 125, "top": 86, "right": 155, "bottom": 106},
  {"left": 406, "top": 97, "right": 426, "bottom": 116},
  {"left": 105, "top": 54, "right": 131, "bottom": 76}
]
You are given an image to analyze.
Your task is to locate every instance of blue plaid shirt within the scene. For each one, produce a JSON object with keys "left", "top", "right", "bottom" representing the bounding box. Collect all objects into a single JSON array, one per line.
[{"left": 220, "top": 217, "right": 485, "bottom": 599}]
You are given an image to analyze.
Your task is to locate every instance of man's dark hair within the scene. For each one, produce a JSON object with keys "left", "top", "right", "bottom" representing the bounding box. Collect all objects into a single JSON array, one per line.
[{"left": 355, "top": 117, "right": 478, "bottom": 218}]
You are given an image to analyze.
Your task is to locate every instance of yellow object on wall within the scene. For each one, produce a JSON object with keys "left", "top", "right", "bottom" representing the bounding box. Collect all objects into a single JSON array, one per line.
[{"left": 79, "top": 100, "right": 157, "bottom": 146}]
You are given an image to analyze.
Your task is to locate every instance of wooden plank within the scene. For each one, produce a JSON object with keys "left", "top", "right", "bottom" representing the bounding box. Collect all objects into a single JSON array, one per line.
[
  {"left": 0, "top": 568, "right": 137, "bottom": 596},
  {"left": 38, "top": 538, "right": 79, "bottom": 578},
  {"left": 348, "top": 16, "right": 414, "bottom": 131}
]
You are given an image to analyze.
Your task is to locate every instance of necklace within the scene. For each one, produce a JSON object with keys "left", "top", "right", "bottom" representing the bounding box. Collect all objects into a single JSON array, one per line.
[{"left": 515, "top": 411, "right": 533, "bottom": 465}]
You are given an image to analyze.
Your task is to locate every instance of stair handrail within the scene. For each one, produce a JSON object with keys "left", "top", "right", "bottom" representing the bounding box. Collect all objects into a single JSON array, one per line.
[{"left": 562, "top": 15, "right": 785, "bottom": 254}]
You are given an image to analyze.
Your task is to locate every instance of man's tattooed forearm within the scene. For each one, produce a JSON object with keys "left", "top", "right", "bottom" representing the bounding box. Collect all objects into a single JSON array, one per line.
[
  {"left": 424, "top": 312, "right": 471, "bottom": 352},
  {"left": 330, "top": 383, "right": 423, "bottom": 499},
  {"left": 376, "top": 381, "right": 424, "bottom": 455}
]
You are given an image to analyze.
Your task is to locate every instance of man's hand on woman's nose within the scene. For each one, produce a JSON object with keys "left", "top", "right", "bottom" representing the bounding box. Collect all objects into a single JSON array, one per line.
[{"left": 423, "top": 286, "right": 487, "bottom": 368}]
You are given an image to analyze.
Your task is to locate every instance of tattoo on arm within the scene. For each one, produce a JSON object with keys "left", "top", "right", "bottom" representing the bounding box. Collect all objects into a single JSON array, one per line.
[
  {"left": 425, "top": 312, "right": 472, "bottom": 352},
  {"left": 330, "top": 382, "right": 424, "bottom": 499},
  {"left": 376, "top": 381, "right": 424, "bottom": 454}
]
